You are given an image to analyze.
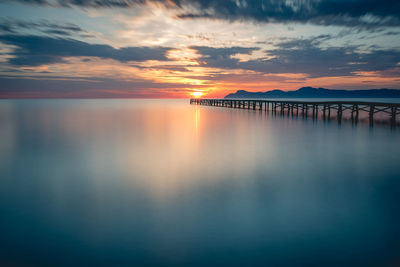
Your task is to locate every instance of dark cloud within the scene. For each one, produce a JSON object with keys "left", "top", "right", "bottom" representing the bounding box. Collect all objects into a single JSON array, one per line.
[
  {"left": 5, "top": 0, "right": 400, "bottom": 27},
  {"left": 191, "top": 45, "right": 258, "bottom": 68},
  {"left": 275, "top": 34, "right": 332, "bottom": 49},
  {"left": 190, "top": 45, "right": 263, "bottom": 69},
  {"left": 43, "top": 29, "right": 74, "bottom": 36},
  {"left": 244, "top": 40, "right": 400, "bottom": 77},
  {"left": 191, "top": 38, "right": 400, "bottom": 78},
  {"left": 175, "top": 0, "right": 400, "bottom": 27},
  {"left": 2, "top": 0, "right": 144, "bottom": 8},
  {"left": 191, "top": 46, "right": 258, "bottom": 58},
  {"left": 0, "top": 34, "right": 172, "bottom": 66},
  {"left": 0, "top": 19, "right": 85, "bottom": 35}
]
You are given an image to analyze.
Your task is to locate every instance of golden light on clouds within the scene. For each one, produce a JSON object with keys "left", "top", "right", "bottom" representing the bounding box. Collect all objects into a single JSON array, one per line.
[{"left": 1, "top": 0, "right": 400, "bottom": 98}]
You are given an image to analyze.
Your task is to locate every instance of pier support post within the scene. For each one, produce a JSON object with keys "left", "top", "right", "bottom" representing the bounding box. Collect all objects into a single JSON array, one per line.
[
  {"left": 328, "top": 105, "right": 331, "bottom": 120},
  {"left": 356, "top": 105, "right": 359, "bottom": 122},
  {"left": 369, "top": 105, "right": 374, "bottom": 125},
  {"left": 312, "top": 104, "right": 315, "bottom": 118},
  {"left": 391, "top": 106, "right": 397, "bottom": 126},
  {"left": 189, "top": 99, "right": 398, "bottom": 126}
]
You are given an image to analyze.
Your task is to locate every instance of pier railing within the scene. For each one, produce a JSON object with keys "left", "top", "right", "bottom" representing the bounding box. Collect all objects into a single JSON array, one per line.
[{"left": 190, "top": 99, "right": 400, "bottom": 126}]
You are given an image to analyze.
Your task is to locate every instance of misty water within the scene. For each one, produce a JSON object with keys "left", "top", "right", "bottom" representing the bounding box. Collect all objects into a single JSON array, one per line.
[{"left": 0, "top": 99, "right": 399, "bottom": 266}]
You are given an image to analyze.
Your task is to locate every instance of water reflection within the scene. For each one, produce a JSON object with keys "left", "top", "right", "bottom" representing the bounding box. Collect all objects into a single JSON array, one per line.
[{"left": 0, "top": 99, "right": 399, "bottom": 266}]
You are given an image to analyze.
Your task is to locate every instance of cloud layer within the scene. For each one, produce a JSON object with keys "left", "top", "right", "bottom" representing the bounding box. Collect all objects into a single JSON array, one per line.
[
  {"left": 0, "top": 1, "right": 399, "bottom": 97},
  {"left": 191, "top": 37, "right": 400, "bottom": 78},
  {"left": 6, "top": 0, "right": 400, "bottom": 27},
  {"left": 0, "top": 35, "right": 172, "bottom": 66},
  {"left": 176, "top": 0, "right": 400, "bottom": 27}
]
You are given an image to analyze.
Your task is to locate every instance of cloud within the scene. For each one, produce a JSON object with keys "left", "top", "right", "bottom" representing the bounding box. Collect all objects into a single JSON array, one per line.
[
  {"left": 191, "top": 46, "right": 258, "bottom": 58},
  {"left": 0, "top": 19, "right": 85, "bottom": 35},
  {"left": 3, "top": 0, "right": 147, "bottom": 8},
  {"left": 190, "top": 45, "right": 259, "bottom": 68},
  {"left": 5, "top": 0, "right": 400, "bottom": 27},
  {"left": 3, "top": 0, "right": 144, "bottom": 8},
  {"left": 191, "top": 38, "right": 400, "bottom": 78},
  {"left": 175, "top": 0, "right": 400, "bottom": 28},
  {"left": 0, "top": 34, "right": 172, "bottom": 66}
]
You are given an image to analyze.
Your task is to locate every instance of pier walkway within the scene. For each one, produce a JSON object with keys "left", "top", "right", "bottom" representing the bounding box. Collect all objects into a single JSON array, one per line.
[{"left": 190, "top": 99, "right": 400, "bottom": 125}]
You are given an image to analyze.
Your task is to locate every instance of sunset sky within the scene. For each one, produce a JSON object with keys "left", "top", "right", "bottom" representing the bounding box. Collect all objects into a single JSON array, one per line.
[{"left": 0, "top": 0, "right": 399, "bottom": 98}]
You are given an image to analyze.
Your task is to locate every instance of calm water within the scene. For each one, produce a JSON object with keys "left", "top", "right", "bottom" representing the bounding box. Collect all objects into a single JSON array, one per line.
[{"left": 0, "top": 99, "right": 399, "bottom": 266}]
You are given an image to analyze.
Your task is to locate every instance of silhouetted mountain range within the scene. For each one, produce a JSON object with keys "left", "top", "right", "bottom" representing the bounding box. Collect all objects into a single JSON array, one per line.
[{"left": 224, "top": 87, "right": 400, "bottom": 99}]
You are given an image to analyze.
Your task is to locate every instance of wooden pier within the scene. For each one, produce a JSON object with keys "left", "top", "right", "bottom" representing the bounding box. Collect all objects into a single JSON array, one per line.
[{"left": 190, "top": 99, "right": 400, "bottom": 126}]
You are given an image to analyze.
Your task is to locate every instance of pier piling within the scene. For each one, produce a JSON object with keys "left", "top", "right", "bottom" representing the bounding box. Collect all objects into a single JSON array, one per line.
[{"left": 191, "top": 99, "right": 399, "bottom": 126}]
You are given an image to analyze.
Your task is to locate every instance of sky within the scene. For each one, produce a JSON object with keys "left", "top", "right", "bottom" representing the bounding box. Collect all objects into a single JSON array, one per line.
[{"left": 0, "top": 0, "right": 399, "bottom": 98}]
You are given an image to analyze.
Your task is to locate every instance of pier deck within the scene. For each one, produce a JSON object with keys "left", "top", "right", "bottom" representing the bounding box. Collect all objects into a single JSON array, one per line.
[{"left": 190, "top": 99, "right": 400, "bottom": 126}]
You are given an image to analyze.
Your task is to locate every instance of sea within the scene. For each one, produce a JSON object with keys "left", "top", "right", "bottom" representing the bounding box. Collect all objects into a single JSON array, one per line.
[{"left": 0, "top": 99, "right": 399, "bottom": 266}]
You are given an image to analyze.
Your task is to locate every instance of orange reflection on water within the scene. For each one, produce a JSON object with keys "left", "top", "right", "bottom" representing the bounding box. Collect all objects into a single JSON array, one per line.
[{"left": 2, "top": 100, "right": 278, "bottom": 202}]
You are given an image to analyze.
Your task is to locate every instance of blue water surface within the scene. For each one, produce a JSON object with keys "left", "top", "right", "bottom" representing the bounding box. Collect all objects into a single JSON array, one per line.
[{"left": 0, "top": 99, "right": 399, "bottom": 266}]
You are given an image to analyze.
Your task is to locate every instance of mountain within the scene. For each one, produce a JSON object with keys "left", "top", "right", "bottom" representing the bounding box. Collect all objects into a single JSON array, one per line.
[{"left": 224, "top": 87, "right": 400, "bottom": 99}]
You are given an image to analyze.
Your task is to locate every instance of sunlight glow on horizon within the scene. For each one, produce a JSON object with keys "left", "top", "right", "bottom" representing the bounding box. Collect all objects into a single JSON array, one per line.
[
  {"left": 0, "top": 1, "right": 399, "bottom": 98},
  {"left": 191, "top": 91, "right": 203, "bottom": 98}
]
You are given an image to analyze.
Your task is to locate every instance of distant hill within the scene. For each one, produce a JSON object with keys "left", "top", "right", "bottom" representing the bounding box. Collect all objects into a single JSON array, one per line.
[{"left": 224, "top": 87, "right": 400, "bottom": 99}]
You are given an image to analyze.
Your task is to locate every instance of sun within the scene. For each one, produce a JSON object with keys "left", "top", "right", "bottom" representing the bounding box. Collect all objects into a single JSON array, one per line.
[{"left": 191, "top": 91, "right": 203, "bottom": 98}]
